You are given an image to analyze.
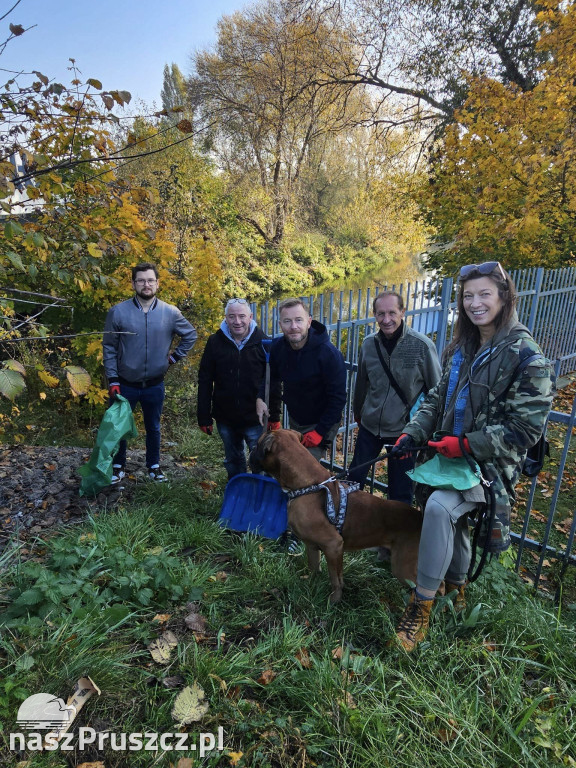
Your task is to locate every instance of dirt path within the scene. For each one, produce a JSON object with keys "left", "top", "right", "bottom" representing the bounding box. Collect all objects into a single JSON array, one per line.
[{"left": 0, "top": 445, "right": 201, "bottom": 555}]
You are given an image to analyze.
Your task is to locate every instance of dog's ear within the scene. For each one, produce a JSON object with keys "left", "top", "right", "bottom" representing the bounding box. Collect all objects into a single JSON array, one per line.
[{"left": 260, "top": 431, "right": 276, "bottom": 455}]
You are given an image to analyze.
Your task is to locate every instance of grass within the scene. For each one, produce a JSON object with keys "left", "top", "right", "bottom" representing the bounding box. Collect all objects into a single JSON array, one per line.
[{"left": 1, "top": 421, "right": 576, "bottom": 766}]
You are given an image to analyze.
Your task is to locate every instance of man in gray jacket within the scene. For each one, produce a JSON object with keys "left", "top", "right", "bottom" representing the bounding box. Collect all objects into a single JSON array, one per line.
[
  {"left": 103, "top": 262, "right": 197, "bottom": 482},
  {"left": 348, "top": 291, "right": 441, "bottom": 503}
]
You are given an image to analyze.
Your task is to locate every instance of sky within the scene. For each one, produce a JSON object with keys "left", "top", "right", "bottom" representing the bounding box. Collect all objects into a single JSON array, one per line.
[{"left": 0, "top": 0, "right": 245, "bottom": 108}]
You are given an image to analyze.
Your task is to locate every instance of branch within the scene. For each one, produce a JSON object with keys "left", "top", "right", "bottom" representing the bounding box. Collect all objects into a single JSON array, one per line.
[
  {"left": 1, "top": 330, "right": 136, "bottom": 342},
  {"left": 0, "top": 0, "right": 23, "bottom": 23},
  {"left": 0, "top": 287, "right": 67, "bottom": 302}
]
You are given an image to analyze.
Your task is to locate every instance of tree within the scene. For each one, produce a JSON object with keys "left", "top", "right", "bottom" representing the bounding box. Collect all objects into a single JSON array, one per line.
[
  {"left": 308, "top": 0, "right": 545, "bottom": 141},
  {"left": 160, "top": 63, "right": 188, "bottom": 118},
  {"left": 421, "top": 0, "right": 576, "bottom": 272},
  {"left": 0, "top": 40, "right": 188, "bottom": 402},
  {"left": 189, "top": 0, "right": 367, "bottom": 247},
  {"left": 117, "top": 114, "right": 227, "bottom": 332}
]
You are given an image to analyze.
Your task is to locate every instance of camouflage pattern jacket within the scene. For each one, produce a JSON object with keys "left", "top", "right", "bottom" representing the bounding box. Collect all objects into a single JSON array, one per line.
[{"left": 402, "top": 315, "right": 554, "bottom": 552}]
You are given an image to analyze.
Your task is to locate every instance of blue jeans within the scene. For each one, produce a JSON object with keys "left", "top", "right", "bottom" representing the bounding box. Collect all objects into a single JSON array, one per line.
[
  {"left": 217, "top": 422, "right": 263, "bottom": 479},
  {"left": 114, "top": 381, "right": 165, "bottom": 469},
  {"left": 348, "top": 424, "right": 414, "bottom": 504}
]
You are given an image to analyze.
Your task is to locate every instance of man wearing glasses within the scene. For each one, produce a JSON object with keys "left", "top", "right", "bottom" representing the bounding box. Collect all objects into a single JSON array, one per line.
[
  {"left": 197, "top": 298, "right": 281, "bottom": 479},
  {"left": 103, "top": 262, "right": 197, "bottom": 483}
]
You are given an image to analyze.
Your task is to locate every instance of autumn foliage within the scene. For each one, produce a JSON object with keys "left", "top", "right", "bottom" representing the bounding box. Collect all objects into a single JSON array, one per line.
[{"left": 424, "top": 0, "right": 576, "bottom": 273}]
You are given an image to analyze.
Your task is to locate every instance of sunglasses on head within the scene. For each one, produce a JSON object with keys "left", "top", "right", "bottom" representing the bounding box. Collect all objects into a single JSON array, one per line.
[
  {"left": 225, "top": 298, "right": 250, "bottom": 311},
  {"left": 459, "top": 261, "right": 507, "bottom": 282}
]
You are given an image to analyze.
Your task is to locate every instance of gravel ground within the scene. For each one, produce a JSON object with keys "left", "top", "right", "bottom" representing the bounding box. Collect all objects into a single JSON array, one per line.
[{"left": 0, "top": 445, "right": 203, "bottom": 555}]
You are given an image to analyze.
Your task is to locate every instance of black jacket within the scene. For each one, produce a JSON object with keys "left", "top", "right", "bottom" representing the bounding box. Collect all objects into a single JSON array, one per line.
[
  {"left": 197, "top": 326, "right": 281, "bottom": 427},
  {"left": 264, "top": 320, "right": 347, "bottom": 437}
]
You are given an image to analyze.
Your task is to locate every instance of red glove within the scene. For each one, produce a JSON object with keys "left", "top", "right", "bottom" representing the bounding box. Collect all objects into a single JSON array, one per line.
[
  {"left": 428, "top": 436, "right": 470, "bottom": 458},
  {"left": 267, "top": 421, "right": 281, "bottom": 431},
  {"left": 301, "top": 429, "right": 323, "bottom": 448},
  {"left": 200, "top": 425, "right": 213, "bottom": 435},
  {"left": 108, "top": 384, "right": 121, "bottom": 399},
  {"left": 389, "top": 433, "right": 415, "bottom": 459}
]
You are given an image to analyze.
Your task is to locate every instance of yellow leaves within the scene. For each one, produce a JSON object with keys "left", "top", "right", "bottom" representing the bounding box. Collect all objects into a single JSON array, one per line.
[
  {"left": 64, "top": 365, "right": 91, "bottom": 396},
  {"left": 171, "top": 682, "right": 210, "bottom": 725},
  {"left": 87, "top": 243, "right": 103, "bottom": 259},
  {"left": 37, "top": 369, "right": 59, "bottom": 388},
  {"left": 148, "top": 630, "right": 178, "bottom": 665}
]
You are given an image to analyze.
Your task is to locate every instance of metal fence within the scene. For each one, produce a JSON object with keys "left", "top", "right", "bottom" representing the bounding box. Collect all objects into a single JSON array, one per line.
[{"left": 253, "top": 267, "right": 576, "bottom": 592}]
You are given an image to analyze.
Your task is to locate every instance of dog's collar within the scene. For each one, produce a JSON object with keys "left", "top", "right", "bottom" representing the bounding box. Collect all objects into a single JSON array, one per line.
[
  {"left": 286, "top": 483, "right": 327, "bottom": 500},
  {"left": 286, "top": 481, "right": 360, "bottom": 534}
]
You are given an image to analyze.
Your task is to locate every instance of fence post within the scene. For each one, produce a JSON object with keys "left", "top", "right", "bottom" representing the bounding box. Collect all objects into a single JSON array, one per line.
[
  {"left": 436, "top": 277, "right": 453, "bottom": 357},
  {"left": 526, "top": 267, "right": 544, "bottom": 333}
]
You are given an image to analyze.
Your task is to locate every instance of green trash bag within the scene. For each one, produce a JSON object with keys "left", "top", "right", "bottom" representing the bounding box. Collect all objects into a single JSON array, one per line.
[
  {"left": 407, "top": 453, "right": 482, "bottom": 491},
  {"left": 78, "top": 395, "right": 138, "bottom": 497}
]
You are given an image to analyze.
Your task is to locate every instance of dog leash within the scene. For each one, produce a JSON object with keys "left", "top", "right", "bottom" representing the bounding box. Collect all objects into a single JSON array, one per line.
[{"left": 328, "top": 445, "right": 429, "bottom": 483}]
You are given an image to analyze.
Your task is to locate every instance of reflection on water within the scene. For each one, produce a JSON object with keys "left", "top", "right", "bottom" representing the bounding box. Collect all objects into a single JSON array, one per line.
[
  {"left": 309, "top": 258, "right": 427, "bottom": 296},
  {"left": 310, "top": 255, "right": 426, "bottom": 296}
]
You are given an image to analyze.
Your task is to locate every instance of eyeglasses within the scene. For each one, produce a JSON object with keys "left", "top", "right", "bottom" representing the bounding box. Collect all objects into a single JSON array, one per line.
[
  {"left": 134, "top": 278, "right": 157, "bottom": 285},
  {"left": 459, "top": 261, "right": 507, "bottom": 282},
  {"left": 225, "top": 298, "right": 250, "bottom": 311}
]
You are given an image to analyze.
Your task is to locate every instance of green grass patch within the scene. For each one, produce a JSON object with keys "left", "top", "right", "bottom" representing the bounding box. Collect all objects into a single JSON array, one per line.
[{"left": 1, "top": 431, "right": 576, "bottom": 767}]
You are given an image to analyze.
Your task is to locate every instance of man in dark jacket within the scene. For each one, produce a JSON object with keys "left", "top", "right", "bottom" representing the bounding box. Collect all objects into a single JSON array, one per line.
[
  {"left": 103, "top": 262, "right": 197, "bottom": 483},
  {"left": 256, "top": 298, "right": 347, "bottom": 460},
  {"left": 197, "top": 298, "right": 281, "bottom": 479}
]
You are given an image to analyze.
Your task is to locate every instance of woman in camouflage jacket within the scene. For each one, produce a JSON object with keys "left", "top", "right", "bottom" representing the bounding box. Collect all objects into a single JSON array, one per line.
[{"left": 388, "top": 262, "right": 554, "bottom": 652}]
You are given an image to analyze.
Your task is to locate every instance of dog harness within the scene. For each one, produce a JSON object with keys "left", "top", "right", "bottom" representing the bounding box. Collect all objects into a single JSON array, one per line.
[{"left": 286, "top": 481, "right": 361, "bottom": 534}]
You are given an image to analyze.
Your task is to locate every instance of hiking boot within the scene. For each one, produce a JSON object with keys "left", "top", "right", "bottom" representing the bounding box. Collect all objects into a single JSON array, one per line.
[
  {"left": 389, "top": 591, "right": 434, "bottom": 652},
  {"left": 445, "top": 582, "right": 467, "bottom": 613},
  {"left": 110, "top": 465, "right": 125, "bottom": 485},
  {"left": 283, "top": 532, "right": 303, "bottom": 556},
  {"left": 148, "top": 465, "right": 167, "bottom": 482}
]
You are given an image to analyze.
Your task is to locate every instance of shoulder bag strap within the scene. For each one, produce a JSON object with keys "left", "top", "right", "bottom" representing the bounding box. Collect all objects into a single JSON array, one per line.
[
  {"left": 373, "top": 336, "right": 411, "bottom": 413},
  {"left": 499, "top": 351, "right": 543, "bottom": 402}
]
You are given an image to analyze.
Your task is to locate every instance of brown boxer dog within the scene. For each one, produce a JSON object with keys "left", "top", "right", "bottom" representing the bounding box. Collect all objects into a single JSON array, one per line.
[{"left": 250, "top": 429, "right": 422, "bottom": 603}]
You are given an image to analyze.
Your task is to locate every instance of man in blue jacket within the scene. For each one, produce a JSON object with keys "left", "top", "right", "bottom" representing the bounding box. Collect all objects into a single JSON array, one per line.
[
  {"left": 103, "top": 262, "right": 197, "bottom": 483},
  {"left": 197, "top": 298, "right": 281, "bottom": 479},
  {"left": 256, "top": 298, "right": 347, "bottom": 460}
]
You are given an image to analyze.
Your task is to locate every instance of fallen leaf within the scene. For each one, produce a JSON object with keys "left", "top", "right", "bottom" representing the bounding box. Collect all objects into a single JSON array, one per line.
[
  {"left": 331, "top": 646, "right": 344, "bottom": 660},
  {"left": 148, "top": 630, "right": 178, "bottom": 665},
  {"left": 77, "top": 763, "right": 106, "bottom": 768},
  {"left": 174, "top": 759, "right": 193, "bottom": 768},
  {"left": 162, "top": 675, "right": 186, "bottom": 689},
  {"left": 153, "top": 613, "right": 171, "bottom": 624},
  {"left": 295, "top": 647, "right": 312, "bottom": 669},
  {"left": 436, "top": 718, "right": 459, "bottom": 742},
  {"left": 339, "top": 691, "right": 357, "bottom": 709},
  {"left": 483, "top": 641, "right": 497, "bottom": 652},
  {"left": 171, "top": 682, "right": 210, "bottom": 725},
  {"left": 184, "top": 611, "right": 207, "bottom": 633},
  {"left": 208, "top": 571, "right": 228, "bottom": 582},
  {"left": 257, "top": 669, "right": 277, "bottom": 685},
  {"left": 228, "top": 752, "right": 244, "bottom": 766}
]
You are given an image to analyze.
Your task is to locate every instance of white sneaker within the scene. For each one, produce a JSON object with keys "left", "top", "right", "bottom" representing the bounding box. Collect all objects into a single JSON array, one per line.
[
  {"left": 110, "top": 465, "right": 125, "bottom": 485},
  {"left": 148, "top": 465, "right": 167, "bottom": 482}
]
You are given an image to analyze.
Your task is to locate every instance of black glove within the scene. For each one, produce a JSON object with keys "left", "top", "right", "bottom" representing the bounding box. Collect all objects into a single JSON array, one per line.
[{"left": 389, "top": 434, "right": 416, "bottom": 459}]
